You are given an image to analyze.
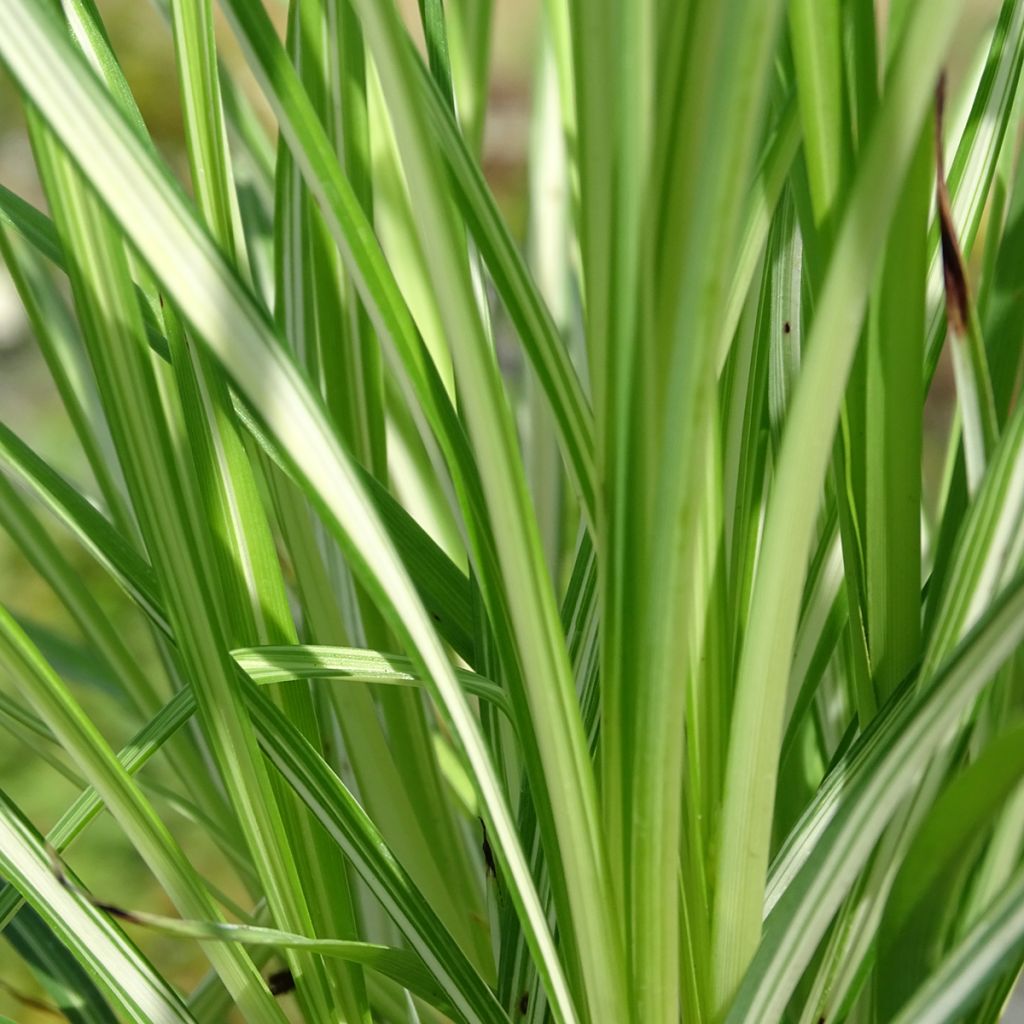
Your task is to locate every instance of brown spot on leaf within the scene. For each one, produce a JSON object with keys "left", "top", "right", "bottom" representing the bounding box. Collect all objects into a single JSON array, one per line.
[
  {"left": 47, "top": 844, "right": 68, "bottom": 886},
  {"left": 92, "top": 899, "right": 140, "bottom": 924},
  {"left": 268, "top": 968, "right": 295, "bottom": 996},
  {"left": 479, "top": 816, "right": 497, "bottom": 878},
  {"left": 518, "top": 990, "right": 529, "bottom": 1015},
  {"left": 783, "top": 321, "right": 791, "bottom": 334},
  {"left": 935, "top": 74, "right": 970, "bottom": 337}
]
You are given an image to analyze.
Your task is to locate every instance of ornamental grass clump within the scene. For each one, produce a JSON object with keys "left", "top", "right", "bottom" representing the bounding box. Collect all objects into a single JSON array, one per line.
[{"left": 0, "top": 0, "right": 1023, "bottom": 1022}]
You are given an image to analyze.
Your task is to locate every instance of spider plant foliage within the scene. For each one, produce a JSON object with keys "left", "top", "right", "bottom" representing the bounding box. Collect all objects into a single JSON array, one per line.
[{"left": 1, "top": 0, "right": 1024, "bottom": 1020}]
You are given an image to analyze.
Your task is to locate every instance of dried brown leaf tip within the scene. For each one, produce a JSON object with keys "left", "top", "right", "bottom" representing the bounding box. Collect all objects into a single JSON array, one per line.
[{"left": 935, "top": 73, "right": 970, "bottom": 337}]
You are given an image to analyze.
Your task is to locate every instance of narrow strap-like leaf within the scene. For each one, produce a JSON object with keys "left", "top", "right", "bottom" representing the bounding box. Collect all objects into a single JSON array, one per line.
[
  {"left": 0, "top": 791, "right": 197, "bottom": 1024},
  {"left": 727, "top": 566, "right": 1024, "bottom": 1022}
]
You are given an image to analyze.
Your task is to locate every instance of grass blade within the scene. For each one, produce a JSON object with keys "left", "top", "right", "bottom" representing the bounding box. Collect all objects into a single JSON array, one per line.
[
  {"left": 0, "top": 7, "right": 571, "bottom": 1019},
  {"left": 726, "top": 563, "right": 1024, "bottom": 1022},
  {"left": 712, "top": 3, "right": 969, "bottom": 1001},
  {"left": 0, "top": 608, "right": 285, "bottom": 1023},
  {"left": 0, "top": 792, "right": 195, "bottom": 1024},
  {"left": 4, "top": 905, "right": 119, "bottom": 1024},
  {"left": 889, "top": 864, "right": 1024, "bottom": 1024}
]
